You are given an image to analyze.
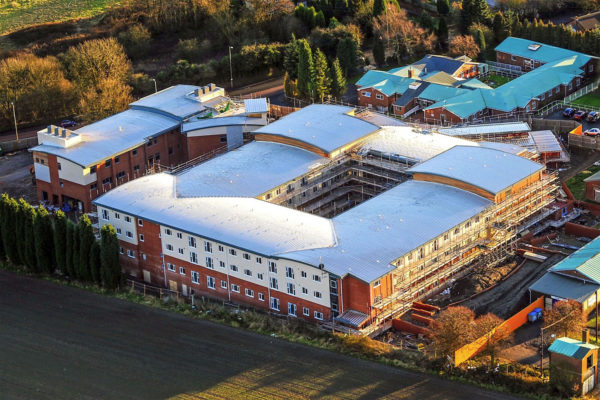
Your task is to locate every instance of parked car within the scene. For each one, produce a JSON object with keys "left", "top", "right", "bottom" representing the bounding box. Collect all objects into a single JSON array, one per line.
[
  {"left": 587, "top": 111, "right": 600, "bottom": 122},
  {"left": 584, "top": 128, "right": 600, "bottom": 136},
  {"left": 60, "top": 119, "right": 77, "bottom": 128},
  {"left": 562, "top": 107, "right": 575, "bottom": 118},
  {"left": 573, "top": 110, "right": 588, "bottom": 121}
]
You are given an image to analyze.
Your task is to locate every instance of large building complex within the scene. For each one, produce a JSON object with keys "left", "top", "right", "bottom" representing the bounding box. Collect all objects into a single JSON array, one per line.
[
  {"left": 30, "top": 84, "right": 268, "bottom": 212},
  {"left": 93, "top": 104, "right": 558, "bottom": 333}
]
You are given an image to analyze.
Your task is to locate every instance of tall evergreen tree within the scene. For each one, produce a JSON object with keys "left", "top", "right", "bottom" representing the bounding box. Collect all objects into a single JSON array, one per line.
[
  {"left": 315, "top": 10, "right": 326, "bottom": 28},
  {"left": 461, "top": 0, "right": 473, "bottom": 33},
  {"left": 373, "top": 36, "right": 385, "bottom": 67},
  {"left": 330, "top": 58, "right": 347, "bottom": 98},
  {"left": 100, "top": 224, "right": 121, "bottom": 289},
  {"left": 313, "top": 48, "right": 331, "bottom": 101},
  {"left": 72, "top": 223, "right": 81, "bottom": 279},
  {"left": 1, "top": 195, "right": 20, "bottom": 265},
  {"left": 78, "top": 214, "right": 95, "bottom": 282},
  {"left": 65, "top": 221, "right": 75, "bottom": 277},
  {"left": 373, "top": 0, "right": 385, "bottom": 16},
  {"left": 471, "top": 0, "right": 490, "bottom": 25},
  {"left": 283, "top": 35, "right": 299, "bottom": 80},
  {"left": 18, "top": 199, "right": 37, "bottom": 271},
  {"left": 34, "top": 206, "right": 55, "bottom": 274},
  {"left": 89, "top": 241, "right": 102, "bottom": 284},
  {"left": 297, "top": 39, "right": 315, "bottom": 98},
  {"left": 53, "top": 210, "right": 67, "bottom": 272},
  {"left": 437, "top": 17, "right": 449, "bottom": 50},
  {"left": 337, "top": 37, "right": 358, "bottom": 77},
  {"left": 474, "top": 28, "right": 486, "bottom": 51},
  {"left": 437, "top": 0, "right": 450, "bottom": 15},
  {"left": 492, "top": 12, "right": 508, "bottom": 44}
]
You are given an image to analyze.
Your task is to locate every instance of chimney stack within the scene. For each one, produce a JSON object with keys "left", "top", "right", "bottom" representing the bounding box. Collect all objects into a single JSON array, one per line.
[
  {"left": 408, "top": 68, "right": 412, "bottom": 78},
  {"left": 583, "top": 329, "right": 590, "bottom": 343}
]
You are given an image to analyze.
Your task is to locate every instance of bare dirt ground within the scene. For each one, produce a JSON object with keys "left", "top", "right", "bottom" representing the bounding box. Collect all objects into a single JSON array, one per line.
[
  {"left": 0, "top": 150, "right": 36, "bottom": 202},
  {"left": 0, "top": 271, "right": 519, "bottom": 400}
]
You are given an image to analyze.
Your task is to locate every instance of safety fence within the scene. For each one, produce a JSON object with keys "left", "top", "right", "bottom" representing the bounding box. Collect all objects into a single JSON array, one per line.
[
  {"left": 454, "top": 297, "right": 545, "bottom": 366},
  {"left": 564, "top": 78, "right": 600, "bottom": 104}
]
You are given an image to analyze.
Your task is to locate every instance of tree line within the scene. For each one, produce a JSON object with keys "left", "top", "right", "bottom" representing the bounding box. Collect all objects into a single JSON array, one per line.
[{"left": 0, "top": 194, "right": 121, "bottom": 289}]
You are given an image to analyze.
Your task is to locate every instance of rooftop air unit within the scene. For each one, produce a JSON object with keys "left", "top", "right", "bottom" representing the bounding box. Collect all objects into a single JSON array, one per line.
[{"left": 528, "top": 44, "right": 542, "bottom": 51}]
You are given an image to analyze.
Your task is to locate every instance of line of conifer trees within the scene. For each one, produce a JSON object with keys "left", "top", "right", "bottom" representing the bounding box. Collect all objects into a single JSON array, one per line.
[{"left": 0, "top": 194, "right": 121, "bottom": 289}]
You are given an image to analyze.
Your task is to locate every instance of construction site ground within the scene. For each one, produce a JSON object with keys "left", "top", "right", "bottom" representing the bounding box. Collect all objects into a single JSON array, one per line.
[{"left": 0, "top": 149, "right": 36, "bottom": 203}]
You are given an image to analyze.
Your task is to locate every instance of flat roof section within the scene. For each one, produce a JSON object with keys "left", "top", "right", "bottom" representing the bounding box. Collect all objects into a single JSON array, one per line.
[
  {"left": 438, "top": 122, "right": 531, "bottom": 137},
  {"left": 175, "top": 141, "right": 327, "bottom": 198},
  {"left": 129, "top": 85, "right": 206, "bottom": 120},
  {"left": 495, "top": 37, "right": 592, "bottom": 64},
  {"left": 254, "top": 104, "right": 380, "bottom": 155},
  {"left": 530, "top": 271, "right": 600, "bottom": 303},
  {"left": 279, "top": 181, "right": 493, "bottom": 283},
  {"left": 408, "top": 145, "right": 544, "bottom": 195},
  {"left": 31, "top": 109, "right": 180, "bottom": 167},
  {"left": 181, "top": 116, "right": 265, "bottom": 134},
  {"left": 93, "top": 174, "right": 337, "bottom": 256}
]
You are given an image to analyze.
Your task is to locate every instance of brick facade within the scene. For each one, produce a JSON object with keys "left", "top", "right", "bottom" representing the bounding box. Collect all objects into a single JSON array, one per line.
[{"left": 356, "top": 87, "right": 395, "bottom": 111}]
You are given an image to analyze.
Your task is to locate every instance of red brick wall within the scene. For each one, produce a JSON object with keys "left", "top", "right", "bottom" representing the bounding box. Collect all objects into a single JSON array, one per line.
[
  {"left": 423, "top": 107, "right": 464, "bottom": 124},
  {"left": 586, "top": 181, "right": 600, "bottom": 202},
  {"left": 564, "top": 222, "right": 600, "bottom": 239},
  {"left": 342, "top": 275, "right": 370, "bottom": 314},
  {"left": 356, "top": 87, "right": 394, "bottom": 110},
  {"left": 187, "top": 135, "right": 225, "bottom": 160}
]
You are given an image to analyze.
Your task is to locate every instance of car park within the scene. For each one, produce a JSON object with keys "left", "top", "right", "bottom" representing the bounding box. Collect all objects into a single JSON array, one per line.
[
  {"left": 584, "top": 128, "right": 600, "bottom": 136},
  {"left": 587, "top": 111, "right": 600, "bottom": 122},
  {"left": 563, "top": 107, "right": 575, "bottom": 118},
  {"left": 573, "top": 110, "right": 588, "bottom": 121}
]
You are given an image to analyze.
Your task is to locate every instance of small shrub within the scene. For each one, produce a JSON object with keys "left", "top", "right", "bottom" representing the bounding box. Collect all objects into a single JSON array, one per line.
[{"left": 118, "top": 24, "right": 152, "bottom": 59}]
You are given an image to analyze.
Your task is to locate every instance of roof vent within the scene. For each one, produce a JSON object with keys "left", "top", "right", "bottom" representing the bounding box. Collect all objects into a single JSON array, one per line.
[{"left": 528, "top": 44, "right": 541, "bottom": 51}]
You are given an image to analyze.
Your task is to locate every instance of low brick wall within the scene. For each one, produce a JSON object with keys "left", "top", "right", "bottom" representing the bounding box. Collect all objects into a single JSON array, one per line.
[
  {"left": 564, "top": 222, "right": 600, "bottom": 239},
  {"left": 0, "top": 137, "right": 38, "bottom": 152}
]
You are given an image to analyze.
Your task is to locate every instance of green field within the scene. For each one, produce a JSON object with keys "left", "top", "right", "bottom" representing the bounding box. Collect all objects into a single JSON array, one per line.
[
  {"left": 0, "top": 0, "right": 119, "bottom": 34},
  {"left": 566, "top": 165, "right": 600, "bottom": 200},
  {"left": 480, "top": 73, "right": 511, "bottom": 88},
  {"left": 572, "top": 93, "right": 600, "bottom": 108}
]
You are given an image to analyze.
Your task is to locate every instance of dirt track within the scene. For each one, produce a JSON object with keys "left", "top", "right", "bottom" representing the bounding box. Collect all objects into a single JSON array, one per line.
[{"left": 0, "top": 271, "right": 518, "bottom": 400}]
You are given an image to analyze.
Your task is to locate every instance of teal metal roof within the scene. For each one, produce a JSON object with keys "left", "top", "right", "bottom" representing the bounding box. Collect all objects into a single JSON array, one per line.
[
  {"left": 419, "top": 84, "right": 470, "bottom": 102},
  {"left": 356, "top": 70, "right": 416, "bottom": 96},
  {"left": 459, "top": 78, "right": 493, "bottom": 90},
  {"left": 551, "top": 236, "right": 600, "bottom": 284},
  {"left": 529, "top": 270, "right": 600, "bottom": 303},
  {"left": 495, "top": 37, "right": 591, "bottom": 64},
  {"left": 548, "top": 337, "right": 598, "bottom": 360},
  {"left": 425, "top": 54, "right": 589, "bottom": 119}
]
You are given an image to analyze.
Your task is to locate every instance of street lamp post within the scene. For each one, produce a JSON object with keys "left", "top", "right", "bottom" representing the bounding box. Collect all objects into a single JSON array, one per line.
[
  {"left": 228, "top": 46, "right": 234, "bottom": 89},
  {"left": 151, "top": 78, "right": 157, "bottom": 93},
  {"left": 10, "top": 102, "right": 18, "bottom": 142}
]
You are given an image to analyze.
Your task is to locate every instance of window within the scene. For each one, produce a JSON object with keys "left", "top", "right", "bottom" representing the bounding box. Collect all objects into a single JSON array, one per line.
[
  {"left": 314, "top": 291, "right": 322, "bottom": 299},
  {"left": 555, "top": 87, "right": 560, "bottom": 94},
  {"left": 568, "top": 82, "right": 573, "bottom": 90},
  {"left": 230, "top": 264, "right": 238, "bottom": 272},
  {"left": 207, "top": 276, "right": 216, "bottom": 289},
  {"left": 256, "top": 257, "right": 262, "bottom": 264},
  {"left": 165, "top": 228, "right": 172, "bottom": 236},
  {"left": 269, "top": 261, "right": 277, "bottom": 273},
  {"left": 375, "top": 93, "right": 384, "bottom": 100},
  {"left": 102, "top": 177, "right": 113, "bottom": 185},
  {"left": 303, "top": 307, "right": 310, "bottom": 316},
  {"left": 373, "top": 280, "right": 381, "bottom": 288},
  {"left": 90, "top": 183, "right": 97, "bottom": 191},
  {"left": 287, "top": 282, "right": 295, "bottom": 295},
  {"left": 176, "top": 232, "right": 182, "bottom": 239},
  {"left": 314, "top": 311, "right": 323, "bottom": 320},
  {"left": 138, "top": 219, "right": 144, "bottom": 227},
  {"left": 245, "top": 288, "right": 254, "bottom": 297},
  {"left": 188, "top": 236, "right": 196, "bottom": 248},
  {"left": 258, "top": 293, "right": 265, "bottom": 301},
  {"left": 270, "top": 277, "right": 278, "bottom": 290},
  {"left": 540, "top": 92, "right": 545, "bottom": 101},
  {"left": 205, "top": 257, "right": 214, "bottom": 269},
  {"left": 57, "top": 162, "right": 62, "bottom": 170},
  {"left": 285, "top": 266, "right": 295, "bottom": 279},
  {"left": 132, "top": 149, "right": 138, "bottom": 156},
  {"left": 116, "top": 228, "right": 122, "bottom": 235},
  {"left": 331, "top": 281, "right": 338, "bottom": 290},
  {"left": 190, "top": 252, "right": 198, "bottom": 264},
  {"left": 312, "top": 274, "right": 321, "bottom": 282},
  {"left": 302, "top": 287, "right": 308, "bottom": 295},
  {"left": 243, "top": 253, "right": 250, "bottom": 260},
  {"left": 124, "top": 216, "right": 131, "bottom": 223},
  {"left": 127, "top": 249, "right": 135, "bottom": 258},
  {"left": 361, "top": 91, "right": 371, "bottom": 98},
  {"left": 301, "top": 271, "right": 307, "bottom": 278},
  {"left": 178, "top": 248, "right": 184, "bottom": 255},
  {"left": 191, "top": 271, "right": 200, "bottom": 284},
  {"left": 119, "top": 247, "right": 124, "bottom": 255},
  {"left": 115, "top": 156, "right": 120, "bottom": 164},
  {"left": 257, "top": 273, "right": 264, "bottom": 280},
  {"left": 204, "top": 241, "right": 212, "bottom": 253},
  {"left": 288, "top": 303, "right": 297, "bottom": 316},
  {"left": 101, "top": 209, "right": 110, "bottom": 220},
  {"left": 105, "top": 159, "right": 111, "bottom": 167},
  {"left": 221, "top": 280, "right": 228, "bottom": 289},
  {"left": 229, "top": 249, "right": 237, "bottom": 256},
  {"left": 244, "top": 269, "right": 252, "bottom": 277},
  {"left": 218, "top": 245, "right": 224, "bottom": 252},
  {"left": 179, "top": 266, "right": 186, "bottom": 275},
  {"left": 139, "top": 234, "right": 144, "bottom": 242},
  {"left": 270, "top": 297, "right": 280, "bottom": 311},
  {"left": 219, "top": 261, "right": 226, "bottom": 268},
  {"left": 231, "top": 284, "right": 240, "bottom": 293},
  {"left": 419, "top": 247, "right": 425, "bottom": 259},
  {"left": 90, "top": 166, "right": 97, "bottom": 173},
  {"left": 168, "top": 146, "right": 173, "bottom": 155},
  {"left": 133, "top": 165, "right": 140, "bottom": 173},
  {"left": 220, "top": 135, "right": 227, "bottom": 143},
  {"left": 166, "top": 244, "right": 173, "bottom": 251},
  {"left": 587, "top": 354, "right": 593, "bottom": 369},
  {"left": 116, "top": 170, "right": 126, "bottom": 179},
  {"left": 590, "top": 64, "right": 594, "bottom": 72},
  {"left": 511, "top": 55, "right": 516, "bottom": 61},
  {"left": 126, "top": 231, "right": 133, "bottom": 238}
]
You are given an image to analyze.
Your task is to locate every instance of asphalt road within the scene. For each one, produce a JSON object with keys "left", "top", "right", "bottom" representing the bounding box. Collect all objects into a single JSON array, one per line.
[{"left": 0, "top": 271, "right": 518, "bottom": 400}]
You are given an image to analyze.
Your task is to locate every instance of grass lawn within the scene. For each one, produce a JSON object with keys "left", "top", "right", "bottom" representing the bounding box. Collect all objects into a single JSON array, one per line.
[
  {"left": 0, "top": 0, "right": 119, "bottom": 35},
  {"left": 572, "top": 93, "right": 600, "bottom": 108},
  {"left": 565, "top": 165, "right": 600, "bottom": 200},
  {"left": 480, "top": 73, "right": 511, "bottom": 88}
]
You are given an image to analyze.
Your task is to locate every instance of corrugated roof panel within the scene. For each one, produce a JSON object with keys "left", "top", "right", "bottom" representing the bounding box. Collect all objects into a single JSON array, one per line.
[
  {"left": 548, "top": 337, "right": 598, "bottom": 359},
  {"left": 244, "top": 98, "right": 268, "bottom": 114},
  {"left": 439, "top": 122, "right": 531, "bottom": 137},
  {"left": 495, "top": 37, "right": 591, "bottom": 64},
  {"left": 181, "top": 116, "right": 265, "bottom": 133},
  {"left": 529, "top": 271, "right": 600, "bottom": 303},
  {"left": 550, "top": 236, "right": 600, "bottom": 283}
]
